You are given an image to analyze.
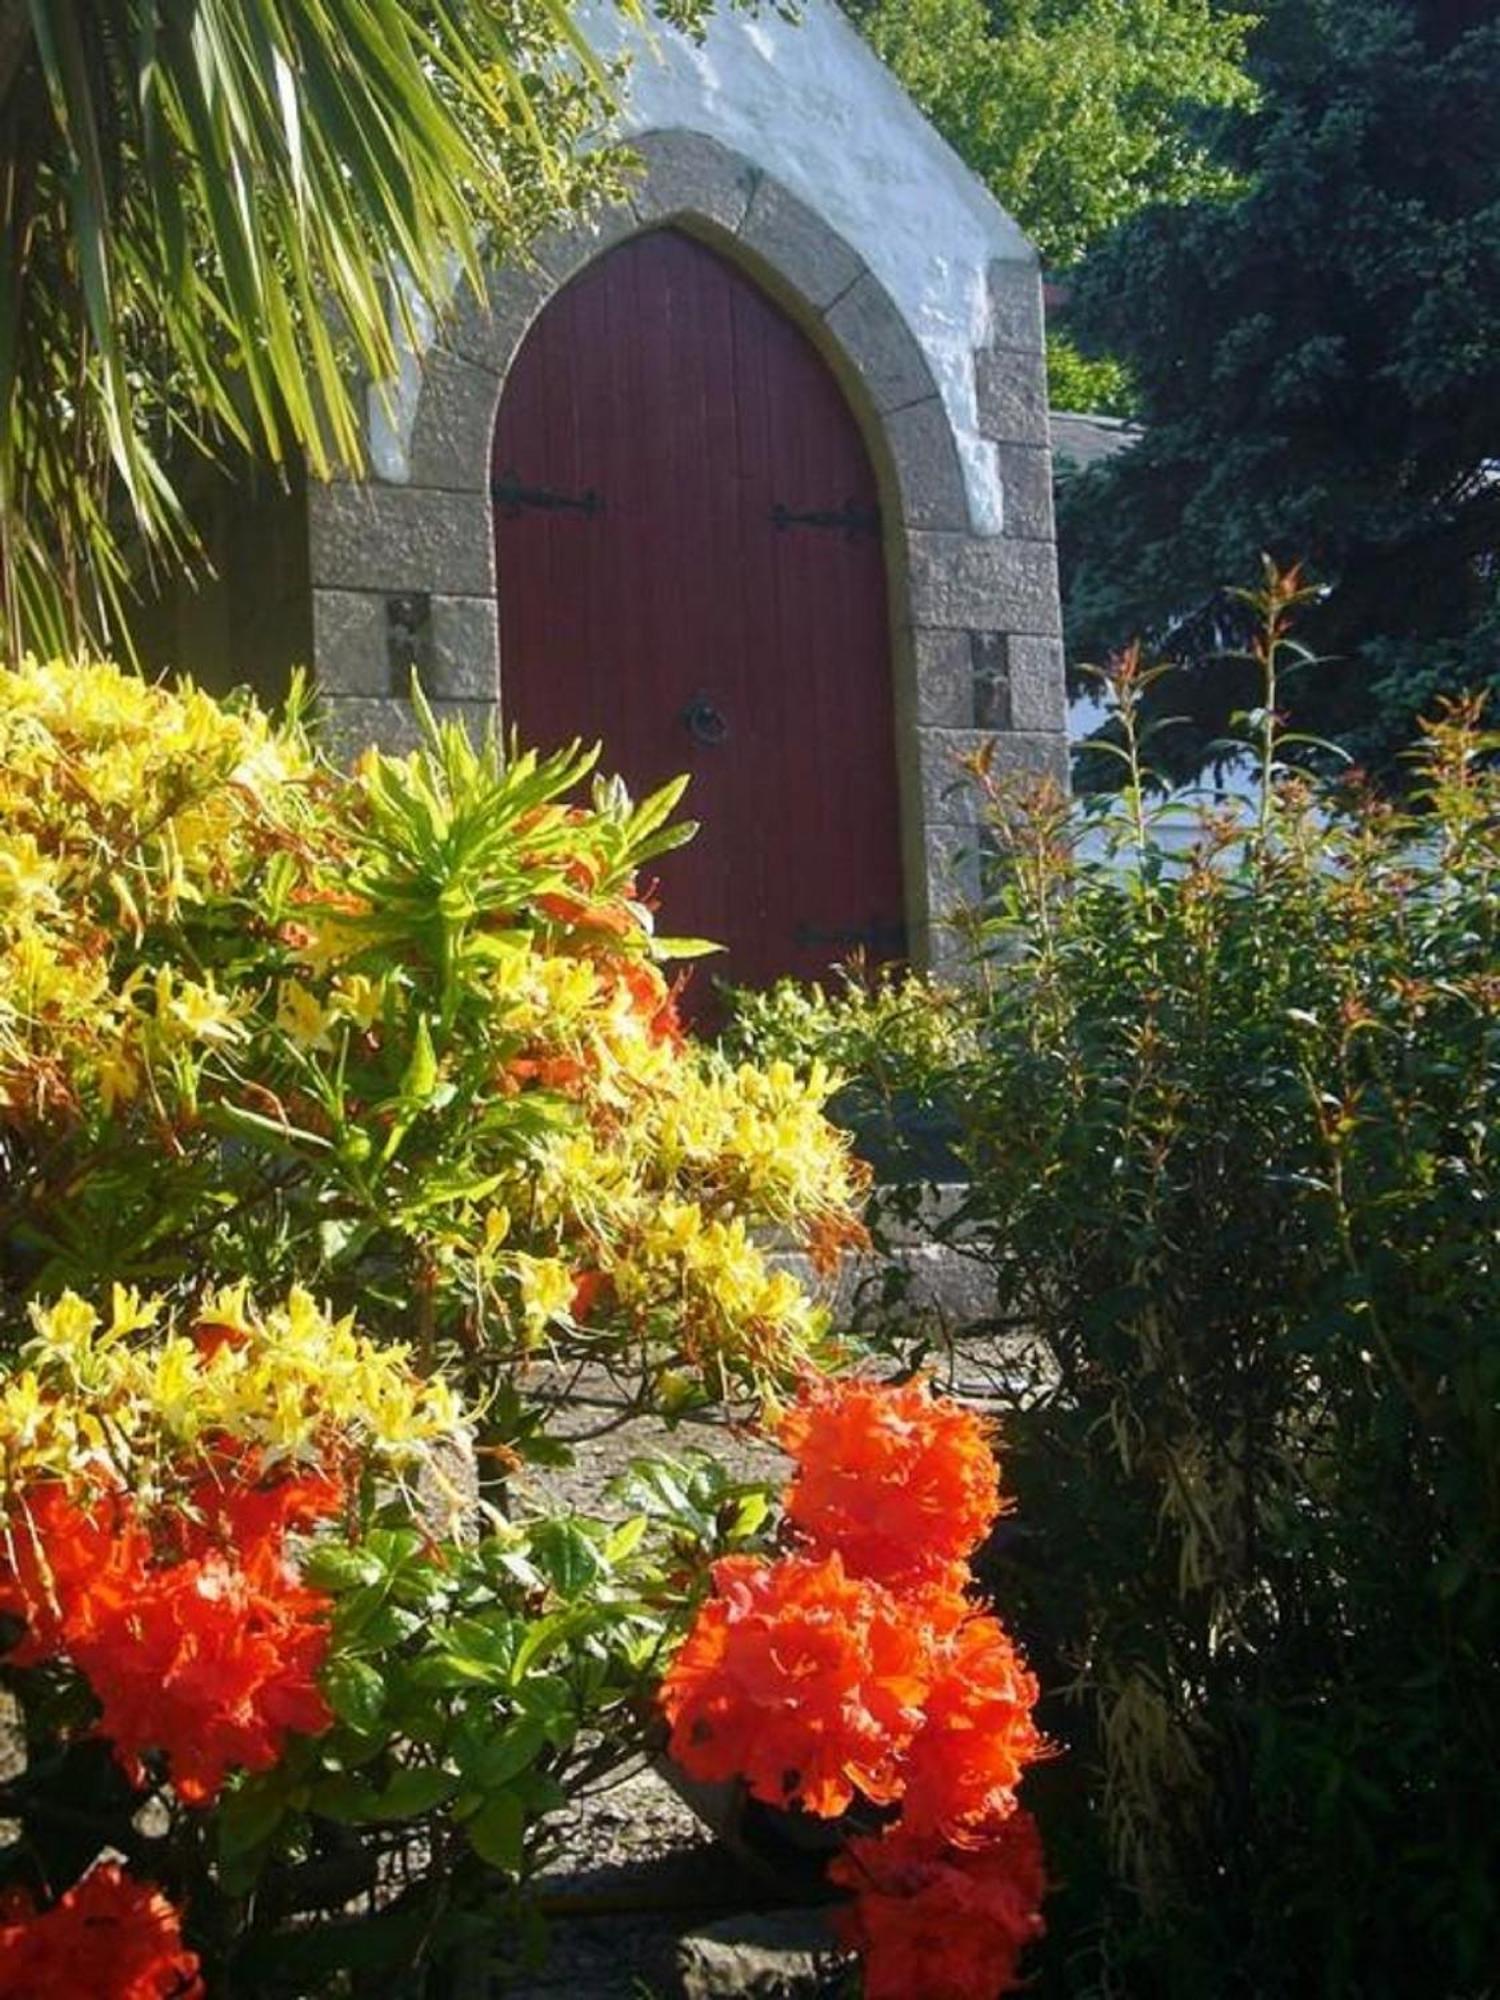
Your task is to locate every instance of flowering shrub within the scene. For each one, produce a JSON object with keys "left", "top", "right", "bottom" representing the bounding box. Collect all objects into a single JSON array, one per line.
[
  {"left": 0, "top": 662, "right": 864, "bottom": 1401},
  {"left": 0, "top": 661, "right": 871, "bottom": 1990},
  {"left": 661, "top": 1375, "right": 1047, "bottom": 1999}
]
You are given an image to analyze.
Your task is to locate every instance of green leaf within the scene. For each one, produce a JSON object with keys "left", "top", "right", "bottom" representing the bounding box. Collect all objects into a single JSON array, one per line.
[
  {"left": 324, "top": 1657, "right": 387, "bottom": 1732},
  {"left": 605, "top": 1515, "right": 647, "bottom": 1563},
  {"left": 728, "top": 1492, "right": 771, "bottom": 1541},
  {"left": 470, "top": 1716, "right": 548, "bottom": 1791},
  {"left": 466, "top": 1790, "right": 527, "bottom": 1873},
  {"left": 355, "top": 1603, "right": 426, "bottom": 1650},
  {"left": 401, "top": 1014, "right": 439, "bottom": 1103},
  {"left": 404, "top": 1652, "right": 510, "bottom": 1692},
  {"left": 213, "top": 1100, "right": 334, "bottom": 1157},
  {"left": 218, "top": 1776, "right": 288, "bottom": 1861},
  {"left": 308, "top": 1773, "right": 383, "bottom": 1823},
  {"left": 513, "top": 1608, "right": 595, "bottom": 1680},
  {"left": 304, "top": 1545, "right": 385, "bottom": 1594},
  {"left": 366, "top": 1765, "right": 459, "bottom": 1821},
  {"left": 529, "top": 1518, "right": 604, "bottom": 1598},
  {"left": 651, "top": 936, "right": 724, "bottom": 961}
]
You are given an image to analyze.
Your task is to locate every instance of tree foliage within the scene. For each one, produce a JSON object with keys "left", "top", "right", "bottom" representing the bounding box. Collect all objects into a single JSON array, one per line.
[
  {"left": 0, "top": 0, "right": 692, "bottom": 659},
  {"left": 845, "top": 0, "right": 1256, "bottom": 268},
  {"left": 1058, "top": 0, "right": 1500, "bottom": 779}
]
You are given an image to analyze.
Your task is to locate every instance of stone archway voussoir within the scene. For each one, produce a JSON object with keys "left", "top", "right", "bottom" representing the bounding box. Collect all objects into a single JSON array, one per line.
[
  {"left": 627, "top": 128, "right": 761, "bottom": 235},
  {"left": 405, "top": 347, "right": 504, "bottom": 492}
]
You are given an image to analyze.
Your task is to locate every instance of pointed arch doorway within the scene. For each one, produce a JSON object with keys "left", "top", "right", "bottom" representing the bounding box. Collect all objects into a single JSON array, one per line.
[{"left": 492, "top": 227, "right": 906, "bottom": 999}]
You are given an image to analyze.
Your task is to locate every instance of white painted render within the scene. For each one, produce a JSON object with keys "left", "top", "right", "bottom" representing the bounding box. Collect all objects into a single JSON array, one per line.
[
  {"left": 368, "top": 278, "right": 438, "bottom": 485},
  {"left": 368, "top": 0, "right": 1035, "bottom": 535}
]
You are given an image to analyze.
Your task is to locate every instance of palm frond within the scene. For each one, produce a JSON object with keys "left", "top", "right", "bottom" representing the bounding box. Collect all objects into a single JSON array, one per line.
[{"left": 0, "top": 0, "right": 649, "bottom": 657}]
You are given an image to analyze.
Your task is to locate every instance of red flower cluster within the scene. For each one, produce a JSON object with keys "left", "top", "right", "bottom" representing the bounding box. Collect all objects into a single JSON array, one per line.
[
  {"left": 902, "top": 1611, "right": 1043, "bottom": 1843},
  {"left": 661, "top": 1375, "right": 1047, "bottom": 1998},
  {"left": 0, "top": 1463, "right": 339, "bottom": 1803},
  {"left": 0, "top": 1861, "right": 202, "bottom": 1999},
  {"left": 777, "top": 1374, "right": 1002, "bottom": 1587},
  {"left": 659, "top": 1551, "right": 930, "bottom": 1816},
  {"left": 829, "top": 1811, "right": 1047, "bottom": 2000}
]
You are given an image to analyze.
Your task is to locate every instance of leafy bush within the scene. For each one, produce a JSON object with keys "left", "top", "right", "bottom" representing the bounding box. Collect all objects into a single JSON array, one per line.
[
  {"left": 720, "top": 965, "right": 977, "bottom": 1185},
  {"left": 0, "top": 661, "right": 870, "bottom": 1992},
  {"left": 1046, "top": 333, "right": 1137, "bottom": 421},
  {"left": 939, "top": 572, "right": 1500, "bottom": 1994}
]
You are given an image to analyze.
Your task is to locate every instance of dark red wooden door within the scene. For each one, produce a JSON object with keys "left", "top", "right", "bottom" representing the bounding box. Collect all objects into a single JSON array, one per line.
[{"left": 492, "top": 228, "right": 905, "bottom": 993}]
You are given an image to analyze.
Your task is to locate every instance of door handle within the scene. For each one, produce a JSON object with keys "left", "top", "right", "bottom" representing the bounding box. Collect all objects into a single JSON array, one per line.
[{"left": 681, "top": 695, "right": 729, "bottom": 747}]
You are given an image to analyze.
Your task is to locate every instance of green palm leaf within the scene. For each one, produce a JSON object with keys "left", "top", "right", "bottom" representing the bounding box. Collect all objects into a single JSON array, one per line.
[{"left": 0, "top": 0, "right": 668, "bottom": 657}]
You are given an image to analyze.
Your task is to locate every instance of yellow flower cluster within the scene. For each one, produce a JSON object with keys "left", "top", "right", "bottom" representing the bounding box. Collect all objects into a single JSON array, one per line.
[
  {"left": 0, "top": 1284, "right": 461, "bottom": 1496},
  {"left": 0, "top": 658, "right": 314, "bottom": 1124},
  {"left": 613, "top": 1197, "right": 823, "bottom": 1377},
  {"left": 647, "top": 1057, "right": 868, "bottom": 1228},
  {"left": 391, "top": 934, "right": 867, "bottom": 1379},
  {"left": 510, "top": 1047, "right": 864, "bottom": 1377}
]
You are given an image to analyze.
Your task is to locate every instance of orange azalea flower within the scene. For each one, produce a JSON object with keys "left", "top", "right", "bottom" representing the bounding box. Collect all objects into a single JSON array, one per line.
[
  {"left": 190, "top": 1320, "right": 248, "bottom": 1360},
  {"left": 900, "top": 1612, "right": 1045, "bottom": 1843},
  {"left": 660, "top": 1552, "right": 933, "bottom": 1818},
  {"left": 829, "top": 1812, "right": 1046, "bottom": 2000},
  {"left": 606, "top": 957, "right": 685, "bottom": 1047},
  {"left": 91, "top": 1538, "right": 333, "bottom": 1803},
  {"left": 535, "top": 891, "right": 635, "bottom": 935},
  {"left": 503, "top": 1051, "right": 590, "bottom": 1095},
  {"left": 569, "top": 1269, "right": 608, "bottom": 1322},
  {"left": 183, "top": 1463, "right": 345, "bottom": 1552},
  {"left": 0, "top": 1471, "right": 337, "bottom": 1804},
  {"left": 0, "top": 1482, "right": 147, "bottom": 1662},
  {"left": 777, "top": 1376, "right": 1003, "bottom": 1587},
  {"left": 0, "top": 1861, "right": 202, "bottom": 1999}
]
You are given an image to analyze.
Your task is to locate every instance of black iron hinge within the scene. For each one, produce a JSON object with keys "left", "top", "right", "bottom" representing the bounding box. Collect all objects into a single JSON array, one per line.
[
  {"left": 492, "top": 470, "right": 604, "bottom": 519},
  {"left": 771, "top": 498, "right": 880, "bottom": 540}
]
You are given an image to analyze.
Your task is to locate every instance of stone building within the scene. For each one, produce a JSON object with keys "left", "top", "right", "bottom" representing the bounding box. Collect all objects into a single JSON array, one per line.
[{"left": 144, "top": 0, "right": 1063, "bottom": 983}]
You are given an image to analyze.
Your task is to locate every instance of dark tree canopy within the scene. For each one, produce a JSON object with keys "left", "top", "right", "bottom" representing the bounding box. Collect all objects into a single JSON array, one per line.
[{"left": 1058, "top": 0, "right": 1500, "bottom": 781}]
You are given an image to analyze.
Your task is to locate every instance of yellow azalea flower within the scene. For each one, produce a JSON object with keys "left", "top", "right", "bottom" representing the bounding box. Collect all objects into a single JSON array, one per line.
[
  {"left": 1, "top": 1284, "right": 464, "bottom": 1497},
  {"left": 153, "top": 968, "right": 248, "bottom": 1049},
  {"left": 0, "top": 834, "right": 61, "bottom": 918},
  {"left": 107, "top": 1285, "right": 161, "bottom": 1341},
  {"left": 483, "top": 1205, "right": 512, "bottom": 1252},
  {"left": 276, "top": 978, "right": 335, "bottom": 1052},
  {"left": 96, "top": 1043, "right": 142, "bottom": 1115},
  {"left": 515, "top": 1254, "right": 576, "bottom": 1339},
  {"left": 195, "top": 1282, "right": 256, "bottom": 1337},
  {"left": 330, "top": 972, "right": 383, "bottom": 1030},
  {"left": 530, "top": 955, "right": 599, "bottom": 1018}
]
